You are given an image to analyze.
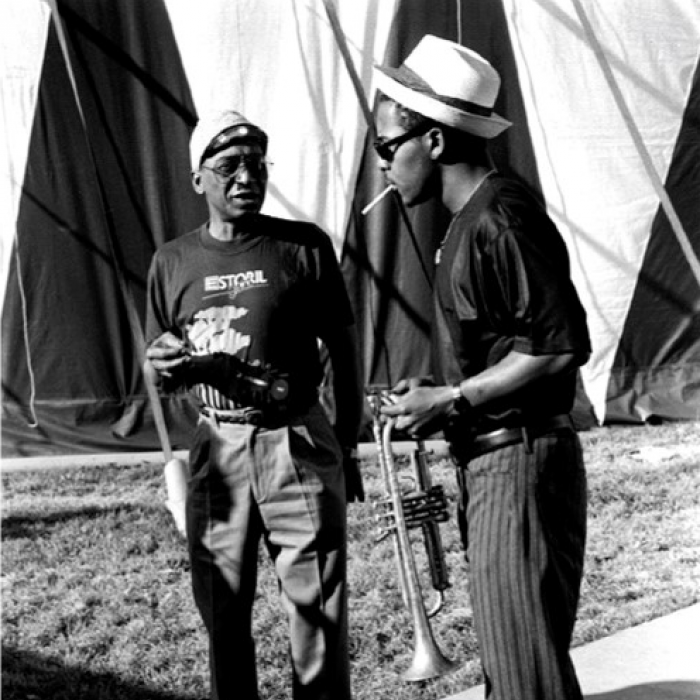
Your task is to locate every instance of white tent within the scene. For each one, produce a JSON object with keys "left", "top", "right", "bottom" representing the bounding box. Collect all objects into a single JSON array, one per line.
[{"left": 2, "top": 0, "right": 699, "bottom": 456}]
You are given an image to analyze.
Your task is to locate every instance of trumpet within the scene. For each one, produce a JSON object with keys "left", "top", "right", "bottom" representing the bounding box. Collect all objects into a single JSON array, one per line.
[{"left": 367, "top": 390, "right": 459, "bottom": 682}]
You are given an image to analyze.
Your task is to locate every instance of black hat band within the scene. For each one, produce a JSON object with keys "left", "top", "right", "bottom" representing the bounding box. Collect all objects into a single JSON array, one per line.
[
  {"left": 388, "top": 65, "right": 494, "bottom": 118},
  {"left": 200, "top": 124, "right": 269, "bottom": 166}
]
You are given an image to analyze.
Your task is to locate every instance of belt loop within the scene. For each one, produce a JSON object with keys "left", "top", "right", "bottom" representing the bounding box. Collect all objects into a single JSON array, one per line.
[
  {"left": 521, "top": 425, "right": 533, "bottom": 454},
  {"left": 204, "top": 408, "right": 219, "bottom": 427}
]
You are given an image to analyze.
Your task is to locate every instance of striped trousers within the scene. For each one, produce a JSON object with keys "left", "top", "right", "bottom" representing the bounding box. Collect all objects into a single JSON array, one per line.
[{"left": 456, "top": 429, "right": 587, "bottom": 700}]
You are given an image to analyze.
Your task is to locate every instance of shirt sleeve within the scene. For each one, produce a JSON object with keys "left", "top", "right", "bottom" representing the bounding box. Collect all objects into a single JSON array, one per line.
[
  {"left": 145, "top": 251, "right": 173, "bottom": 345},
  {"left": 486, "top": 209, "right": 590, "bottom": 357},
  {"left": 311, "top": 229, "right": 355, "bottom": 339}
]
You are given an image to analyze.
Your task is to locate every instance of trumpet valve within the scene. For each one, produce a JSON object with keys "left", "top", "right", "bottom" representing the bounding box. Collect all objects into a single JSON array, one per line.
[
  {"left": 401, "top": 486, "right": 450, "bottom": 529},
  {"left": 373, "top": 499, "right": 397, "bottom": 540}
]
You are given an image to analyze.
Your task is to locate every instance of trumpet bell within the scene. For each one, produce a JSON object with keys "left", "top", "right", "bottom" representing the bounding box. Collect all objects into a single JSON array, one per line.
[
  {"left": 365, "top": 389, "right": 461, "bottom": 683},
  {"left": 403, "top": 629, "right": 460, "bottom": 682}
]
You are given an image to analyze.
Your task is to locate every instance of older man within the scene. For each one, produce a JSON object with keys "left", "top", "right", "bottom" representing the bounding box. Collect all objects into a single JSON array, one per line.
[{"left": 145, "top": 110, "right": 363, "bottom": 700}]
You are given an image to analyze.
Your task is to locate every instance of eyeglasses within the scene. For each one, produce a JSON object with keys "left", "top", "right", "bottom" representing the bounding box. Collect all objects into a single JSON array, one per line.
[
  {"left": 373, "top": 122, "right": 431, "bottom": 162},
  {"left": 200, "top": 154, "right": 272, "bottom": 182}
]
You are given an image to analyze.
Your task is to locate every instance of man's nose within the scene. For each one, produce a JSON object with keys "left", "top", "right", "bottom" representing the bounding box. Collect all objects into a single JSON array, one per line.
[{"left": 234, "top": 163, "right": 254, "bottom": 182}]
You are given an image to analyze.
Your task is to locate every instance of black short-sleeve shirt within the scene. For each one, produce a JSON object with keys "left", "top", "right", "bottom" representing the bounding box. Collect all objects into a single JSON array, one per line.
[
  {"left": 146, "top": 214, "right": 354, "bottom": 411},
  {"left": 433, "top": 174, "right": 591, "bottom": 429}
]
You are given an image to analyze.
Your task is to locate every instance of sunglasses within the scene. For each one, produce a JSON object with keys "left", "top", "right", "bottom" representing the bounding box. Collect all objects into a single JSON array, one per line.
[
  {"left": 200, "top": 154, "right": 272, "bottom": 182},
  {"left": 373, "top": 122, "right": 431, "bottom": 162}
]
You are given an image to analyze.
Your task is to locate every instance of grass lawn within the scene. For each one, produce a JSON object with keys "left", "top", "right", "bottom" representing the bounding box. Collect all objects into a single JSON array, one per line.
[{"left": 2, "top": 421, "right": 699, "bottom": 700}]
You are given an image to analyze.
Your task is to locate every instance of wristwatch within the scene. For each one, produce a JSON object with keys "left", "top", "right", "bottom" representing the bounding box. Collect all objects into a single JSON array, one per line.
[{"left": 451, "top": 383, "right": 474, "bottom": 415}]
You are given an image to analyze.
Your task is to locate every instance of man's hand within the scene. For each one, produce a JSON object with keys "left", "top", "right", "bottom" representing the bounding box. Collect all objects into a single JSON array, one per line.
[
  {"left": 342, "top": 447, "right": 365, "bottom": 503},
  {"left": 380, "top": 385, "right": 456, "bottom": 439},
  {"left": 146, "top": 332, "right": 191, "bottom": 377},
  {"left": 390, "top": 376, "right": 436, "bottom": 395}
]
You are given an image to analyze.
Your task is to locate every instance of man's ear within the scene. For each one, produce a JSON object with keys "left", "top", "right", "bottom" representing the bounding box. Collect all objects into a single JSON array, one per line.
[
  {"left": 191, "top": 170, "right": 204, "bottom": 194},
  {"left": 426, "top": 126, "right": 446, "bottom": 161}
]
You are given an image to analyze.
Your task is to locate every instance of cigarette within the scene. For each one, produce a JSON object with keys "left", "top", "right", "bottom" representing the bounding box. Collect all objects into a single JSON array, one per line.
[{"left": 361, "top": 185, "right": 395, "bottom": 215}]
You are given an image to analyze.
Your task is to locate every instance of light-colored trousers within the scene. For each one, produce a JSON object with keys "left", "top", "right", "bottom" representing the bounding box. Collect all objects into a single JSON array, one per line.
[{"left": 186, "top": 403, "right": 350, "bottom": 700}]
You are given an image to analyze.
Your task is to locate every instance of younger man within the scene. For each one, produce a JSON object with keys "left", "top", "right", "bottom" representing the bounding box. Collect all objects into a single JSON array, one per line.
[{"left": 377, "top": 36, "right": 591, "bottom": 700}]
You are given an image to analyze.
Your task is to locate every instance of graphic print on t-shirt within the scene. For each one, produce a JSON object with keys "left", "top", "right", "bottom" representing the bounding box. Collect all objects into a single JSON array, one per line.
[
  {"left": 187, "top": 267, "right": 270, "bottom": 354},
  {"left": 203, "top": 269, "right": 268, "bottom": 300},
  {"left": 187, "top": 304, "right": 252, "bottom": 355},
  {"left": 184, "top": 267, "right": 271, "bottom": 409}
]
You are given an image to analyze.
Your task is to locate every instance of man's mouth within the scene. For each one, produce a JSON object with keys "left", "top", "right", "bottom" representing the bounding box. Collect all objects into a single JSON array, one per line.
[{"left": 228, "top": 190, "right": 260, "bottom": 202}]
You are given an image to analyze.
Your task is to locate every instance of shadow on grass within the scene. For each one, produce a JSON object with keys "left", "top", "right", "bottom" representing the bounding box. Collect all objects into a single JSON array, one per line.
[
  {"left": 2, "top": 646, "right": 199, "bottom": 700},
  {"left": 2, "top": 504, "right": 163, "bottom": 540}
]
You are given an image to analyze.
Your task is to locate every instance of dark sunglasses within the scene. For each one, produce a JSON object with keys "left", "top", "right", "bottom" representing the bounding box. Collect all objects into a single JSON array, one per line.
[
  {"left": 200, "top": 154, "right": 272, "bottom": 181},
  {"left": 373, "top": 122, "right": 431, "bottom": 162}
]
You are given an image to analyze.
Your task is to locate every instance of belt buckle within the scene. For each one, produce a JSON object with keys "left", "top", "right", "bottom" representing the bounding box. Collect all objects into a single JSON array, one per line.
[
  {"left": 469, "top": 426, "right": 524, "bottom": 460},
  {"left": 476, "top": 426, "right": 511, "bottom": 443},
  {"left": 241, "top": 407, "right": 264, "bottom": 425}
]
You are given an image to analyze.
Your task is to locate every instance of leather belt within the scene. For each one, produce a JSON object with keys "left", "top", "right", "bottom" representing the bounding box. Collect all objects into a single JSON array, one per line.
[
  {"left": 200, "top": 397, "right": 316, "bottom": 428},
  {"left": 471, "top": 414, "right": 573, "bottom": 458},
  {"left": 452, "top": 414, "right": 574, "bottom": 463},
  {"left": 200, "top": 406, "right": 266, "bottom": 426}
]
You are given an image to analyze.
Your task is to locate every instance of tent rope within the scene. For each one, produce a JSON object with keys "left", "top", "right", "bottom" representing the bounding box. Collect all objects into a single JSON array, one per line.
[
  {"left": 323, "top": 0, "right": 433, "bottom": 289},
  {"left": 455, "top": 0, "right": 463, "bottom": 44},
  {"left": 321, "top": 0, "right": 375, "bottom": 138},
  {"left": 13, "top": 241, "right": 39, "bottom": 428},
  {"left": 321, "top": 0, "right": 436, "bottom": 386},
  {"left": 321, "top": 0, "right": 433, "bottom": 289},
  {"left": 46, "top": 0, "right": 146, "bottom": 356},
  {"left": 572, "top": 0, "right": 700, "bottom": 295}
]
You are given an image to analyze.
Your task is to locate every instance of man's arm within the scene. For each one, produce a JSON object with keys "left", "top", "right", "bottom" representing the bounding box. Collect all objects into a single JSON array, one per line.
[
  {"left": 323, "top": 323, "right": 365, "bottom": 501},
  {"left": 145, "top": 254, "right": 191, "bottom": 383},
  {"left": 325, "top": 323, "right": 364, "bottom": 447},
  {"left": 457, "top": 349, "right": 584, "bottom": 406},
  {"left": 383, "top": 350, "right": 584, "bottom": 435}
]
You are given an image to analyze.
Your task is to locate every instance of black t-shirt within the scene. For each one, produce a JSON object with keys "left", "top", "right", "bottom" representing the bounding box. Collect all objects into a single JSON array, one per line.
[
  {"left": 146, "top": 214, "right": 354, "bottom": 411},
  {"left": 433, "top": 174, "right": 591, "bottom": 430}
]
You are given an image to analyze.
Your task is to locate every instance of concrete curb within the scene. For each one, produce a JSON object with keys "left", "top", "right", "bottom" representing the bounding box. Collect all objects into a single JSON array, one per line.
[
  {"left": 443, "top": 604, "right": 700, "bottom": 700},
  {"left": 1, "top": 440, "right": 452, "bottom": 473}
]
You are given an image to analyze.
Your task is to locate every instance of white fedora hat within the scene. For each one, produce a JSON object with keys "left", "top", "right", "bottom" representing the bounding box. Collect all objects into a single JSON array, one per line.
[{"left": 374, "top": 35, "right": 511, "bottom": 139}]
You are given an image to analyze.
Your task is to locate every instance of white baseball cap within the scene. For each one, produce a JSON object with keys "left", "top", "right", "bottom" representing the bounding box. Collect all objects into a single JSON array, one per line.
[{"left": 189, "top": 110, "right": 268, "bottom": 171}]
